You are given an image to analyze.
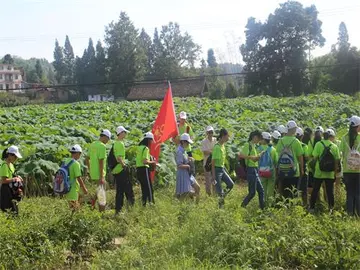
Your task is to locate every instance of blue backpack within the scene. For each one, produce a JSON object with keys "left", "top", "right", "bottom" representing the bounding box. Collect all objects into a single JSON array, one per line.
[
  {"left": 53, "top": 159, "right": 75, "bottom": 194},
  {"left": 258, "top": 146, "right": 274, "bottom": 178},
  {"left": 277, "top": 139, "right": 297, "bottom": 178}
]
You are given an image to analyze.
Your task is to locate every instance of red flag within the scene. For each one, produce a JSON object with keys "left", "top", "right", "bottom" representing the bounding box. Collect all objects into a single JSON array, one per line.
[{"left": 150, "top": 82, "right": 178, "bottom": 181}]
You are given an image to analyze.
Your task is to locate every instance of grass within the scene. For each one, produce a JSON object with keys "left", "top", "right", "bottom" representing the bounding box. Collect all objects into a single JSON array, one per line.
[{"left": 1, "top": 180, "right": 360, "bottom": 269}]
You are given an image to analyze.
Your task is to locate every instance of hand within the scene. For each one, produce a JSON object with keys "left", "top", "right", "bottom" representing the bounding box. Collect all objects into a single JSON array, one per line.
[
  {"left": 335, "top": 177, "right": 341, "bottom": 185},
  {"left": 99, "top": 178, "right": 105, "bottom": 186},
  {"left": 188, "top": 157, "right": 194, "bottom": 162}
]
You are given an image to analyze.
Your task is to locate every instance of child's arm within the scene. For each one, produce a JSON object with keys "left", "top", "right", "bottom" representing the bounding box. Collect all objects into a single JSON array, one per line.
[{"left": 77, "top": 176, "right": 88, "bottom": 194}]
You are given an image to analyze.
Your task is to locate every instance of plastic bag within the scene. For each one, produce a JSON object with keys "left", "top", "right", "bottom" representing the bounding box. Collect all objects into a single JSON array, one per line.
[{"left": 97, "top": 185, "right": 106, "bottom": 206}]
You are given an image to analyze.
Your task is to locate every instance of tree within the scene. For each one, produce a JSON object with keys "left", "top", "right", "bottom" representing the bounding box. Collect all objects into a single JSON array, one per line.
[
  {"left": 152, "top": 22, "right": 201, "bottom": 79},
  {"left": 63, "top": 35, "right": 75, "bottom": 84},
  {"left": 35, "top": 60, "right": 43, "bottom": 80},
  {"left": 337, "top": 22, "right": 350, "bottom": 52},
  {"left": 95, "top": 40, "right": 107, "bottom": 88},
  {"left": 139, "top": 28, "right": 154, "bottom": 78},
  {"left": 330, "top": 22, "right": 360, "bottom": 95},
  {"left": 53, "top": 39, "right": 65, "bottom": 83},
  {"left": 105, "top": 12, "right": 147, "bottom": 97},
  {"left": 240, "top": 1, "right": 325, "bottom": 96},
  {"left": 200, "top": 59, "right": 207, "bottom": 70},
  {"left": 207, "top": 49, "right": 217, "bottom": 68},
  {"left": 2, "top": 54, "right": 14, "bottom": 65},
  {"left": 224, "top": 83, "right": 238, "bottom": 98}
]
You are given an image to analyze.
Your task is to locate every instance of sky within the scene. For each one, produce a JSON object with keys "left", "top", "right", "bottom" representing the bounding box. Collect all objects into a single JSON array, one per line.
[{"left": 1, "top": 0, "right": 360, "bottom": 64}]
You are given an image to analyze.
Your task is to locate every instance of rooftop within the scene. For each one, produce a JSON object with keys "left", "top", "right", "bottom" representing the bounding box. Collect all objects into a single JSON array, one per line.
[{"left": 127, "top": 78, "right": 207, "bottom": 100}]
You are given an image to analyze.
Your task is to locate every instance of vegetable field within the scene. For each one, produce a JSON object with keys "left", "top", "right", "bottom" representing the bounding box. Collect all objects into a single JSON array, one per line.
[
  {"left": 0, "top": 93, "right": 359, "bottom": 194},
  {"left": 1, "top": 93, "right": 360, "bottom": 269}
]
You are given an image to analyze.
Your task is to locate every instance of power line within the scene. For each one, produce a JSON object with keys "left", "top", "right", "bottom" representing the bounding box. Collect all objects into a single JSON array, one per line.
[{"left": 5, "top": 62, "right": 359, "bottom": 92}]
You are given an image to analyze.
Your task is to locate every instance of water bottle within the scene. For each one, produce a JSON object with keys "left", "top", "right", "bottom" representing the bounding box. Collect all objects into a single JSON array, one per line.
[{"left": 97, "top": 185, "right": 106, "bottom": 206}]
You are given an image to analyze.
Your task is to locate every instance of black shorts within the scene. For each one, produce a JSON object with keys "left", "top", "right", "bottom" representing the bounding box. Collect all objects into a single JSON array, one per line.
[
  {"left": 308, "top": 172, "right": 314, "bottom": 188},
  {"left": 298, "top": 175, "right": 308, "bottom": 193}
]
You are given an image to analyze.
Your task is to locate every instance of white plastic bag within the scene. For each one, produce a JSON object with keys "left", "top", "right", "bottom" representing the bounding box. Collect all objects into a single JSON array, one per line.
[{"left": 97, "top": 185, "right": 106, "bottom": 206}]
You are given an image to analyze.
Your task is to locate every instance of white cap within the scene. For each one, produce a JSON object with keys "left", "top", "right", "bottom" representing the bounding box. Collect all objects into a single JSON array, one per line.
[
  {"left": 179, "top": 111, "right": 187, "bottom": 119},
  {"left": 287, "top": 121, "right": 298, "bottom": 130},
  {"left": 116, "top": 126, "right": 129, "bottom": 135},
  {"left": 7, "top": 146, "right": 22, "bottom": 158},
  {"left": 350, "top": 116, "right": 360, "bottom": 127},
  {"left": 277, "top": 125, "right": 287, "bottom": 134},
  {"left": 144, "top": 132, "right": 154, "bottom": 140},
  {"left": 271, "top": 130, "right": 281, "bottom": 140},
  {"left": 296, "top": 127, "right": 304, "bottom": 137},
  {"left": 180, "top": 133, "right": 194, "bottom": 144},
  {"left": 206, "top": 126, "right": 214, "bottom": 132},
  {"left": 100, "top": 129, "right": 111, "bottom": 139},
  {"left": 315, "top": 126, "right": 324, "bottom": 133},
  {"left": 261, "top": 132, "right": 271, "bottom": 140},
  {"left": 325, "top": 128, "right": 336, "bottom": 137},
  {"left": 70, "top": 144, "right": 83, "bottom": 153}
]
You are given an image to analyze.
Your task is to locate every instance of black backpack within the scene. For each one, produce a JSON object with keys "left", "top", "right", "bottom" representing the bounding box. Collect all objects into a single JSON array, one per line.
[
  {"left": 205, "top": 154, "right": 212, "bottom": 172},
  {"left": 319, "top": 142, "right": 335, "bottom": 172},
  {"left": 107, "top": 146, "right": 118, "bottom": 171}
]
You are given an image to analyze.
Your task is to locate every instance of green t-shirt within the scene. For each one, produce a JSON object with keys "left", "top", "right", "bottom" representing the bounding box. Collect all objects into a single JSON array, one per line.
[
  {"left": 88, "top": 140, "right": 107, "bottom": 180},
  {"left": 112, "top": 140, "right": 126, "bottom": 175},
  {"left": 313, "top": 140, "right": 340, "bottom": 179},
  {"left": 63, "top": 158, "right": 82, "bottom": 201},
  {"left": 178, "top": 123, "right": 194, "bottom": 151},
  {"left": 0, "top": 162, "right": 15, "bottom": 180},
  {"left": 276, "top": 136, "right": 304, "bottom": 177},
  {"left": 136, "top": 145, "right": 150, "bottom": 168},
  {"left": 212, "top": 143, "right": 226, "bottom": 168},
  {"left": 241, "top": 142, "right": 258, "bottom": 168},
  {"left": 340, "top": 133, "right": 360, "bottom": 173}
]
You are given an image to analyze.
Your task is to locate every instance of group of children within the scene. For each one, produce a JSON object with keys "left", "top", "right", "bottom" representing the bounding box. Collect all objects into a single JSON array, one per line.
[
  {"left": 183, "top": 115, "right": 359, "bottom": 213},
  {"left": 1, "top": 112, "right": 359, "bottom": 216}
]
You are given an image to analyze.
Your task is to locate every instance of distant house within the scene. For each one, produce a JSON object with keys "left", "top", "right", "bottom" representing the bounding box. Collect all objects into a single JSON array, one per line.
[
  {"left": 127, "top": 78, "right": 207, "bottom": 101},
  {"left": 32, "top": 88, "right": 69, "bottom": 102},
  {"left": 0, "top": 64, "right": 24, "bottom": 91},
  {"left": 88, "top": 94, "right": 114, "bottom": 102}
]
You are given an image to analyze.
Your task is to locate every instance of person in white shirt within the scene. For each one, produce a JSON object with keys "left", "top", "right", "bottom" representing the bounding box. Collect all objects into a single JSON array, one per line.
[{"left": 201, "top": 126, "right": 217, "bottom": 195}]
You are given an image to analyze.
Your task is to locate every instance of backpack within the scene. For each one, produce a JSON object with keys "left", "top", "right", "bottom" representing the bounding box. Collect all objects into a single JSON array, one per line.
[
  {"left": 319, "top": 142, "right": 335, "bottom": 172},
  {"left": 205, "top": 154, "right": 212, "bottom": 172},
  {"left": 277, "top": 139, "right": 297, "bottom": 178},
  {"left": 53, "top": 159, "right": 75, "bottom": 194},
  {"left": 258, "top": 146, "right": 274, "bottom": 178},
  {"left": 107, "top": 145, "right": 118, "bottom": 171},
  {"left": 347, "top": 143, "right": 360, "bottom": 171}
]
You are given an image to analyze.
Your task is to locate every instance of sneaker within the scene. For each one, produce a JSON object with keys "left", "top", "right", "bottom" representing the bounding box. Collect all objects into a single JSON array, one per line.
[{"left": 218, "top": 197, "right": 225, "bottom": 209}]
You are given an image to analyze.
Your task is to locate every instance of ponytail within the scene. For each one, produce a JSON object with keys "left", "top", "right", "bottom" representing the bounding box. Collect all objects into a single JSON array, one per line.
[
  {"left": 303, "top": 128, "right": 312, "bottom": 145},
  {"left": 349, "top": 125, "right": 358, "bottom": 149},
  {"left": 2, "top": 148, "right": 8, "bottom": 160},
  {"left": 323, "top": 132, "right": 330, "bottom": 140},
  {"left": 314, "top": 131, "right": 322, "bottom": 146}
]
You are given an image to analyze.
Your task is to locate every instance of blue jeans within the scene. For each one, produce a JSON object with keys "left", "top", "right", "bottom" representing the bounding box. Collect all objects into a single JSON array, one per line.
[
  {"left": 344, "top": 173, "right": 360, "bottom": 216},
  {"left": 214, "top": 167, "right": 234, "bottom": 196},
  {"left": 242, "top": 167, "right": 265, "bottom": 209}
]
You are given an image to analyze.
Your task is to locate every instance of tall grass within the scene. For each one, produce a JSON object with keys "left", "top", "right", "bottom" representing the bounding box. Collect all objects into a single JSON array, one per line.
[{"left": 0, "top": 183, "right": 359, "bottom": 269}]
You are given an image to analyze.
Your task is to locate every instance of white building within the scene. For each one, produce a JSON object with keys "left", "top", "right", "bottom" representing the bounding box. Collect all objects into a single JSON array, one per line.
[{"left": 0, "top": 64, "right": 23, "bottom": 91}]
